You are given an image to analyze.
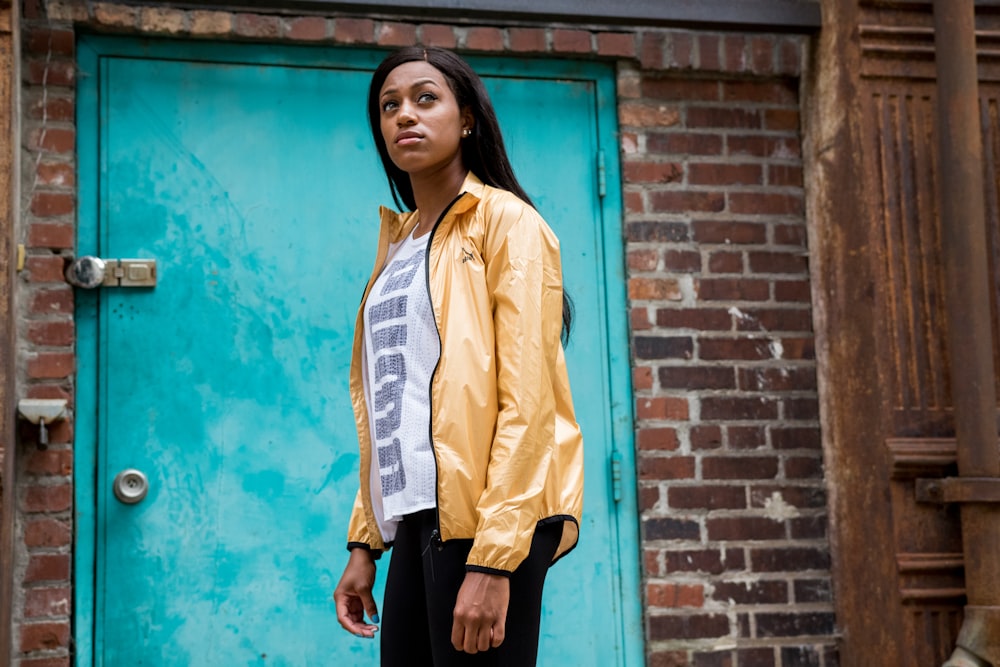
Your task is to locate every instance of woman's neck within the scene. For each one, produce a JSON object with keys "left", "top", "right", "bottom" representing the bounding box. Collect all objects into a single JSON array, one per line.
[{"left": 410, "top": 164, "right": 468, "bottom": 236}]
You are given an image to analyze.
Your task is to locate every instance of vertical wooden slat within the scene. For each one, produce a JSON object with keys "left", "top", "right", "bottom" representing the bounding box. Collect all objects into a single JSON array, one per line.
[{"left": 0, "top": 1, "right": 17, "bottom": 664}]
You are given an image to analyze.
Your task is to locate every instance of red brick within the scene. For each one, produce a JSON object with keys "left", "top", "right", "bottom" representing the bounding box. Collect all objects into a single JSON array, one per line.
[
  {"left": 624, "top": 160, "right": 682, "bottom": 184},
  {"left": 751, "top": 547, "right": 830, "bottom": 572},
  {"left": 334, "top": 17, "right": 375, "bottom": 44},
  {"left": 628, "top": 249, "right": 659, "bottom": 272},
  {"left": 35, "top": 162, "right": 76, "bottom": 188},
  {"left": 701, "top": 396, "right": 779, "bottom": 420},
  {"left": 724, "top": 35, "right": 747, "bottom": 72},
  {"left": 692, "top": 220, "right": 767, "bottom": 244},
  {"left": 31, "top": 128, "right": 75, "bottom": 154},
  {"left": 769, "top": 164, "right": 804, "bottom": 187},
  {"left": 25, "top": 518, "right": 71, "bottom": 548},
  {"left": 649, "top": 651, "right": 688, "bottom": 667},
  {"left": 766, "top": 108, "right": 801, "bottom": 132},
  {"left": 642, "top": 78, "right": 720, "bottom": 102},
  {"left": 24, "top": 553, "right": 71, "bottom": 583},
  {"left": 190, "top": 10, "right": 232, "bottom": 36},
  {"left": 649, "top": 191, "right": 724, "bottom": 214},
  {"left": 23, "top": 449, "right": 72, "bottom": 477},
  {"left": 703, "top": 455, "right": 779, "bottom": 479},
  {"left": 94, "top": 3, "right": 137, "bottom": 28},
  {"left": 647, "top": 132, "right": 723, "bottom": 156},
  {"left": 785, "top": 456, "right": 824, "bottom": 479},
  {"left": 783, "top": 396, "right": 819, "bottom": 419},
  {"left": 774, "top": 223, "right": 807, "bottom": 247},
  {"left": 640, "top": 32, "right": 666, "bottom": 69},
  {"left": 688, "top": 107, "right": 762, "bottom": 129},
  {"left": 26, "top": 28, "right": 75, "bottom": 57},
  {"left": 26, "top": 59, "right": 75, "bottom": 86},
  {"left": 656, "top": 308, "right": 732, "bottom": 330},
  {"left": 708, "top": 250, "right": 743, "bottom": 273},
  {"left": 665, "top": 548, "right": 742, "bottom": 574},
  {"left": 659, "top": 366, "right": 734, "bottom": 390},
  {"left": 466, "top": 26, "right": 503, "bottom": 51},
  {"left": 30, "top": 192, "right": 74, "bottom": 217},
  {"left": 663, "top": 250, "right": 701, "bottom": 272},
  {"left": 234, "top": 13, "right": 281, "bottom": 38},
  {"left": 22, "top": 484, "right": 72, "bottom": 513},
  {"left": 20, "top": 621, "right": 70, "bottom": 652},
  {"left": 698, "top": 337, "right": 772, "bottom": 360},
  {"left": 728, "top": 425, "right": 767, "bottom": 449},
  {"left": 779, "top": 37, "right": 803, "bottom": 76},
  {"left": 668, "top": 485, "right": 746, "bottom": 510},
  {"left": 697, "top": 34, "right": 721, "bottom": 70},
  {"left": 713, "top": 580, "right": 788, "bottom": 604},
  {"left": 729, "top": 192, "right": 803, "bottom": 215},
  {"left": 647, "top": 582, "right": 705, "bottom": 608},
  {"left": 707, "top": 516, "right": 785, "bottom": 541},
  {"left": 628, "top": 221, "right": 689, "bottom": 242},
  {"left": 640, "top": 456, "right": 696, "bottom": 481},
  {"left": 28, "top": 222, "right": 74, "bottom": 248},
  {"left": 669, "top": 32, "right": 694, "bottom": 69},
  {"left": 772, "top": 427, "right": 822, "bottom": 450},
  {"left": 287, "top": 16, "right": 327, "bottom": 41},
  {"left": 30, "top": 288, "right": 74, "bottom": 315},
  {"left": 25, "top": 587, "right": 72, "bottom": 618},
  {"left": 629, "top": 277, "right": 682, "bottom": 301},
  {"left": 30, "top": 96, "right": 75, "bottom": 122},
  {"left": 697, "top": 279, "right": 770, "bottom": 302},
  {"left": 26, "top": 385, "right": 72, "bottom": 402},
  {"left": 377, "top": 21, "right": 416, "bottom": 47},
  {"left": 638, "top": 427, "right": 680, "bottom": 451},
  {"left": 738, "top": 367, "right": 816, "bottom": 392},
  {"left": 649, "top": 613, "right": 729, "bottom": 640},
  {"left": 25, "top": 255, "right": 66, "bottom": 283},
  {"left": 597, "top": 32, "right": 635, "bottom": 57},
  {"left": 624, "top": 190, "right": 644, "bottom": 214},
  {"left": 552, "top": 29, "right": 591, "bottom": 53},
  {"left": 729, "top": 134, "right": 801, "bottom": 159},
  {"left": 20, "top": 656, "right": 71, "bottom": 667},
  {"left": 633, "top": 364, "right": 653, "bottom": 389},
  {"left": 688, "top": 162, "right": 763, "bottom": 186},
  {"left": 636, "top": 397, "right": 689, "bottom": 420},
  {"left": 619, "top": 102, "right": 681, "bottom": 127},
  {"left": 27, "top": 352, "right": 74, "bottom": 379},
  {"left": 751, "top": 485, "right": 826, "bottom": 509},
  {"left": 690, "top": 425, "right": 723, "bottom": 450},
  {"left": 419, "top": 24, "right": 457, "bottom": 48},
  {"left": 750, "top": 36, "right": 776, "bottom": 74},
  {"left": 645, "top": 548, "right": 664, "bottom": 577},
  {"left": 631, "top": 307, "right": 653, "bottom": 332},
  {"left": 775, "top": 279, "right": 812, "bottom": 302},
  {"left": 723, "top": 80, "right": 798, "bottom": 105},
  {"left": 748, "top": 251, "right": 808, "bottom": 274},
  {"left": 27, "top": 320, "right": 74, "bottom": 347},
  {"left": 509, "top": 27, "right": 547, "bottom": 53}
]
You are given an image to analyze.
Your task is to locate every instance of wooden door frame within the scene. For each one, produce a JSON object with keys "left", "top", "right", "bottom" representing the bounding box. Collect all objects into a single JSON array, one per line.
[{"left": 74, "top": 35, "right": 643, "bottom": 666}]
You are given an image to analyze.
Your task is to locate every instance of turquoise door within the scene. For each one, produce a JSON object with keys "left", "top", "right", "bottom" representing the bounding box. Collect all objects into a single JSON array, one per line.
[{"left": 76, "top": 37, "right": 640, "bottom": 666}]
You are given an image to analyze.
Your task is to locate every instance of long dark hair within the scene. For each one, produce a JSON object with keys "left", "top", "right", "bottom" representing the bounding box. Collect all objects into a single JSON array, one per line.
[{"left": 367, "top": 46, "right": 573, "bottom": 342}]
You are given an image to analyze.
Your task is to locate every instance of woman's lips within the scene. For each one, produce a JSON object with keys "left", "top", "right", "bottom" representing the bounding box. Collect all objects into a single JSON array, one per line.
[{"left": 395, "top": 131, "right": 422, "bottom": 145}]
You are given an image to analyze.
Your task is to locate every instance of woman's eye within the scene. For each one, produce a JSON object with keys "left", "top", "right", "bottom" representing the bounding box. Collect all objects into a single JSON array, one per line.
[
  {"left": 418, "top": 92, "right": 437, "bottom": 104},
  {"left": 381, "top": 100, "right": 398, "bottom": 112}
]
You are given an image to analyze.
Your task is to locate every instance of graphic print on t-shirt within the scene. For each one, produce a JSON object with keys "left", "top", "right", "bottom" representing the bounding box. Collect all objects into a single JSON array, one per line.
[{"left": 364, "top": 232, "right": 439, "bottom": 519}]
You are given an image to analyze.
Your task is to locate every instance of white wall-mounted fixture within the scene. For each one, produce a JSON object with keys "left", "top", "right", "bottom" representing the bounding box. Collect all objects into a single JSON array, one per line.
[{"left": 18, "top": 398, "right": 68, "bottom": 448}]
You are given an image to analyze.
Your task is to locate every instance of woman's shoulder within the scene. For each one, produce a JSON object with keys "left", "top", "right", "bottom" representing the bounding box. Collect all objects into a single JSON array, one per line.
[{"left": 476, "top": 182, "right": 543, "bottom": 227}]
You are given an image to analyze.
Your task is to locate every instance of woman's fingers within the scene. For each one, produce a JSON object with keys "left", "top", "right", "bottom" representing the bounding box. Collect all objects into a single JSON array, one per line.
[
  {"left": 451, "top": 571, "right": 510, "bottom": 653},
  {"left": 333, "top": 549, "right": 380, "bottom": 638}
]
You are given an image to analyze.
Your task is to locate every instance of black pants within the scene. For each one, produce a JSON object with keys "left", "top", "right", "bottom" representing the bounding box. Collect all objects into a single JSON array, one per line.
[{"left": 380, "top": 510, "right": 561, "bottom": 667}]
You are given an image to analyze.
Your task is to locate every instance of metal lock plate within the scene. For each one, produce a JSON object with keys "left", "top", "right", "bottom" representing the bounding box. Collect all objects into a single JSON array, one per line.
[
  {"left": 103, "top": 259, "right": 157, "bottom": 287},
  {"left": 113, "top": 468, "right": 149, "bottom": 504}
]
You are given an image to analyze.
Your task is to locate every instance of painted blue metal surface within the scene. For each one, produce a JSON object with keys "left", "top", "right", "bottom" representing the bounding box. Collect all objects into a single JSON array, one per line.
[{"left": 76, "top": 37, "right": 640, "bottom": 666}]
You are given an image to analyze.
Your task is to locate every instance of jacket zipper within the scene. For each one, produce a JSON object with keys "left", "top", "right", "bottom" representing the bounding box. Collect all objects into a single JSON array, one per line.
[{"left": 424, "top": 192, "right": 465, "bottom": 553}]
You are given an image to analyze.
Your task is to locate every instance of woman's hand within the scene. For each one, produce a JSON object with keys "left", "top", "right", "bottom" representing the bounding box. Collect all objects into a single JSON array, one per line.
[
  {"left": 333, "top": 548, "right": 380, "bottom": 638},
  {"left": 451, "top": 571, "right": 510, "bottom": 653}
]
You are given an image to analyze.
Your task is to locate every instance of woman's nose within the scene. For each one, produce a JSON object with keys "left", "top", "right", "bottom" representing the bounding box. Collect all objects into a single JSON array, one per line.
[{"left": 397, "top": 101, "right": 416, "bottom": 124}]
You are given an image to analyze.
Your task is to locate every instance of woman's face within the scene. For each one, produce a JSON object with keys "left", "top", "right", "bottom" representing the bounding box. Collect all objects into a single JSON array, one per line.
[{"left": 377, "top": 61, "right": 472, "bottom": 179}]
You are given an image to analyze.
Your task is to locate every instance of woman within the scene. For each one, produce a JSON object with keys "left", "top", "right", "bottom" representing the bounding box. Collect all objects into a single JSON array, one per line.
[{"left": 333, "top": 46, "right": 583, "bottom": 666}]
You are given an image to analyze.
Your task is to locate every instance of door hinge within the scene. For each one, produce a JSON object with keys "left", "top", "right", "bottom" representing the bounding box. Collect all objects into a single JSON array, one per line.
[
  {"left": 597, "top": 150, "right": 607, "bottom": 199},
  {"left": 610, "top": 449, "right": 622, "bottom": 503}
]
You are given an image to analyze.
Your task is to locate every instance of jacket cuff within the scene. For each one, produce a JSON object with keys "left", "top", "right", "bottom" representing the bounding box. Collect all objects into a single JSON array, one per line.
[
  {"left": 465, "top": 564, "right": 512, "bottom": 578},
  {"left": 347, "top": 542, "right": 383, "bottom": 560}
]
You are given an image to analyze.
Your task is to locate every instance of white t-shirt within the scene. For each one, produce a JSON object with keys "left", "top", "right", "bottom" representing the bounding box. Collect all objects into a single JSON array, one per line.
[{"left": 362, "top": 228, "right": 440, "bottom": 540}]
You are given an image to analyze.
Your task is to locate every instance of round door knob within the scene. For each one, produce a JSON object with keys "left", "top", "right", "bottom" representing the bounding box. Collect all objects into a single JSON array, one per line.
[
  {"left": 113, "top": 468, "right": 149, "bottom": 504},
  {"left": 66, "top": 256, "right": 107, "bottom": 289}
]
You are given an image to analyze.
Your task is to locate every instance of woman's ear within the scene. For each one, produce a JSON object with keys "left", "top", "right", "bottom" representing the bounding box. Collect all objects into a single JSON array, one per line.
[{"left": 461, "top": 108, "right": 475, "bottom": 136}]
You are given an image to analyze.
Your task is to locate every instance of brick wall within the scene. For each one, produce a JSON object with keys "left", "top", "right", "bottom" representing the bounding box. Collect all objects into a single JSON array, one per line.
[{"left": 12, "top": 2, "right": 834, "bottom": 665}]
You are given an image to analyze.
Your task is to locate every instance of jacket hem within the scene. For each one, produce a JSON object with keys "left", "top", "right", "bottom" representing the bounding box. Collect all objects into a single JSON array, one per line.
[{"left": 347, "top": 541, "right": 385, "bottom": 560}]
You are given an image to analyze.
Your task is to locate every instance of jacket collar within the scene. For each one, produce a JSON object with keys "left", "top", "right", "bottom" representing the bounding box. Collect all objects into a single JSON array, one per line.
[{"left": 378, "top": 172, "right": 485, "bottom": 243}]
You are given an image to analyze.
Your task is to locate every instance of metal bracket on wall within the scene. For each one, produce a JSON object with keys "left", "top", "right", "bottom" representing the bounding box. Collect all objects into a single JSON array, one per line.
[{"left": 916, "top": 477, "right": 1000, "bottom": 504}]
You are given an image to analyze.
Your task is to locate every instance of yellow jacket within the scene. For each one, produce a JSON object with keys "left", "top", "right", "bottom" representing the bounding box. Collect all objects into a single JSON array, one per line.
[{"left": 347, "top": 172, "right": 583, "bottom": 574}]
